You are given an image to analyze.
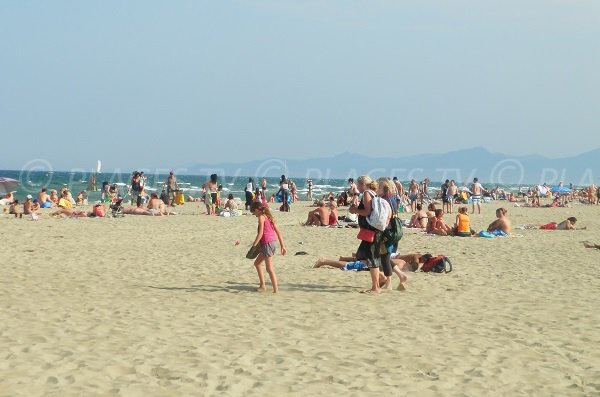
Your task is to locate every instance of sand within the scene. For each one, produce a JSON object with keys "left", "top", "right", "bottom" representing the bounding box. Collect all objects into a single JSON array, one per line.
[{"left": 1, "top": 200, "right": 600, "bottom": 396}]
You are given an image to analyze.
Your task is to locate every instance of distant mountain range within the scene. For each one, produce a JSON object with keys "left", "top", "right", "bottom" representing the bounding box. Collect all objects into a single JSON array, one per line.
[{"left": 185, "top": 147, "right": 600, "bottom": 186}]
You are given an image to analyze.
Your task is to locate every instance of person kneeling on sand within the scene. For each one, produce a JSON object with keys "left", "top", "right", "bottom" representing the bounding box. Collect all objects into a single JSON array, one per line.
[
  {"left": 304, "top": 201, "right": 330, "bottom": 226},
  {"left": 487, "top": 208, "right": 511, "bottom": 234}
]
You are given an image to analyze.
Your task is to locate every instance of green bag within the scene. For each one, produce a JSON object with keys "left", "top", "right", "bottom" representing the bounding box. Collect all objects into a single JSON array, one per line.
[{"left": 384, "top": 216, "right": 403, "bottom": 244}]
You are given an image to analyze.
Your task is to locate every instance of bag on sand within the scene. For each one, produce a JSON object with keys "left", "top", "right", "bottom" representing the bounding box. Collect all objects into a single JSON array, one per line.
[
  {"left": 421, "top": 255, "right": 453, "bottom": 273},
  {"left": 365, "top": 191, "right": 392, "bottom": 231}
]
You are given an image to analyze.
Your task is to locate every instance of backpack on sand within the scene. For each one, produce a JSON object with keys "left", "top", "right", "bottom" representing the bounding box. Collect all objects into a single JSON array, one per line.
[{"left": 421, "top": 255, "right": 453, "bottom": 273}]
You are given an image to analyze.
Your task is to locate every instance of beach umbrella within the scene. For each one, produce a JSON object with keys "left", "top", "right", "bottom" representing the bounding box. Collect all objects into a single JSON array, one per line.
[
  {"left": 550, "top": 186, "right": 571, "bottom": 194},
  {"left": 0, "top": 177, "right": 19, "bottom": 195}
]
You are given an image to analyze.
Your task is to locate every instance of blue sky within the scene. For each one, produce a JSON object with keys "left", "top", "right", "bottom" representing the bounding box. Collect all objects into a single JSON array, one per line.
[{"left": 1, "top": 1, "right": 599, "bottom": 171}]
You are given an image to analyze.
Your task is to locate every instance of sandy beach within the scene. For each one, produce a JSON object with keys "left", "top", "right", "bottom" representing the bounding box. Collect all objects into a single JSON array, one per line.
[{"left": 1, "top": 201, "right": 599, "bottom": 396}]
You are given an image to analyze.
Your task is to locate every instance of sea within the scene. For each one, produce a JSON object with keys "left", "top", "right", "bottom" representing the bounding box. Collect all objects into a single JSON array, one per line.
[{"left": 1, "top": 170, "right": 536, "bottom": 202}]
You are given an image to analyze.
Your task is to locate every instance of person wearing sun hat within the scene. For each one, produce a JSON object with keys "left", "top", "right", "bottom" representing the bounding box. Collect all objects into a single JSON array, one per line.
[{"left": 23, "top": 194, "right": 37, "bottom": 216}]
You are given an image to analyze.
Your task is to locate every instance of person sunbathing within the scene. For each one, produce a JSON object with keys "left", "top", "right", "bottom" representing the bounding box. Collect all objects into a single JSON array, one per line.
[
  {"left": 122, "top": 207, "right": 154, "bottom": 216},
  {"left": 304, "top": 201, "right": 330, "bottom": 226},
  {"left": 51, "top": 208, "right": 92, "bottom": 218},
  {"left": 409, "top": 203, "right": 428, "bottom": 228},
  {"left": 314, "top": 253, "right": 430, "bottom": 290},
  {"left": 535, "top": 217, "right": 584, "bottom": 230},
  {"left": 146, "top": 193, "right": 166, "bottom": 215},
  {"left": 8, "top": 200, "right": 23, "bottom": 218},
  {"left": 23, "top": 196, "right": 41, "bottom": 216},
  {"left": 487, "top": 208, "right": 511, "bottom": 234},
  {"left": 427, "top": 209, "right": 452, "bottom": 236},
  {"left": 328, "top": 201, "right": 339, "bottom": 226},
  {"left": 453, "top": 207, "right": 474, "bottom": 237}
]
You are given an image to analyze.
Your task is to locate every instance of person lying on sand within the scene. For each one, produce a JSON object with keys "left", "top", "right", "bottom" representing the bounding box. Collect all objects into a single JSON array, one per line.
[
  {"left": 122, "top": 207, "right": 159, "bottom": 216},
  {"left": 51, "top": 208, "right": 92, "bottom": 218},
  {"left": 528, "top": 217, "right": 585, "bottom": 230},
  {"left": 313, "top": 253, "right": 430, "bottom": 290}
]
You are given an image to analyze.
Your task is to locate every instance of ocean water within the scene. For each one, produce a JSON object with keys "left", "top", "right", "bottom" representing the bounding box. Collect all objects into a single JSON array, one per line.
[{"left": 1, "top": 170, "right": 534, "bottom": 202}]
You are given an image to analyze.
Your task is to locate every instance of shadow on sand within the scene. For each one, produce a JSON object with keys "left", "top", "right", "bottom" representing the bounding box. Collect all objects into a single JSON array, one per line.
[{"left": 146, "top": 281, "right": 357, "bottom": 294}]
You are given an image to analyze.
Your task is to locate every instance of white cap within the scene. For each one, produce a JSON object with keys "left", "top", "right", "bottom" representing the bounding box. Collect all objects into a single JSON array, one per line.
[{"left": 26, "top": 194, "right": 33, "bottom": 199}]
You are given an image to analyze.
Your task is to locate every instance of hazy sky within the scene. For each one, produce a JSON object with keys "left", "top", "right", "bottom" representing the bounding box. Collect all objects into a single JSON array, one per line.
[{"left": 1, "top": 1, "right": 599, "bottom": 171}]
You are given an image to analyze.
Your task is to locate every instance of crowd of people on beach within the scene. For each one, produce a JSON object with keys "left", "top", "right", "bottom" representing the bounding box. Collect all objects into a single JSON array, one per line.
[{"left": 1, "top": 171, "right": 596, "bottom": 294}]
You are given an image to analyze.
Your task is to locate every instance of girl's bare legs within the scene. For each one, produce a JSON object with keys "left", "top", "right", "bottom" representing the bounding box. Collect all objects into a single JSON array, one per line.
[
  {"left": 264, "top": 256, "right": 278, "bottom": 293},
  {"left": 254, "top": 254, "right": 266, "bottom": 291}
]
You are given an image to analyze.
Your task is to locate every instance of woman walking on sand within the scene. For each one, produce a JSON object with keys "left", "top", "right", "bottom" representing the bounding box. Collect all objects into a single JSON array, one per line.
[
  {"left": 250, "top": 202, "right": 287, "bottom": 293},
  {"left": 349, "top": 175, "right": 382, "bottom": 294}
]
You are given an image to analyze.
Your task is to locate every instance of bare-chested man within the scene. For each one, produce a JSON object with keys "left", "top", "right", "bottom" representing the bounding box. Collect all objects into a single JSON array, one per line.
[
  {"left": 471, "top": 177, "right": 486, "bottom": 214},
  {"left": 37, "top": 188, "right": 53, "bottom": 208},
  {"left": 304, "top": 201, "right": 330, "bottom": 226},
  {"left": 487, "top": 208, "right": 511, "bottom": 234},
  {"left": 446, "top": 180, "right": 458, "bottom": 214},
  {"left": 146, "top": 193, "right": 166, "bottom": 216}
]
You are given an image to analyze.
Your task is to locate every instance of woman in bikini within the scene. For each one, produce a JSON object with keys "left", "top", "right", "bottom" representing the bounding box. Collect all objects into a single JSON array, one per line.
[{"left": 409, "top": 203, "right": 428, "bottom": 228}]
